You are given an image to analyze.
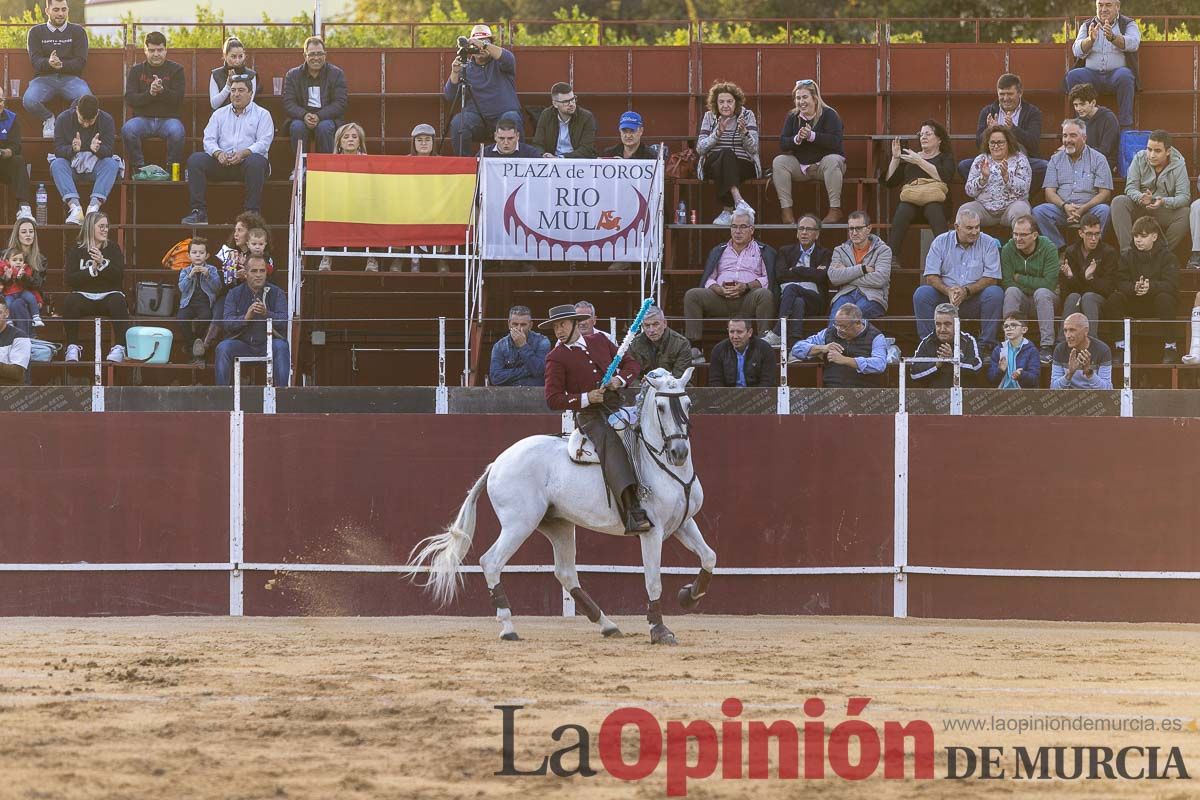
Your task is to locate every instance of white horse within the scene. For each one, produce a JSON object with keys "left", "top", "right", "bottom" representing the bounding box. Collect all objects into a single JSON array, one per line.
[{"left": 407, "top": 367, "right": 716, "bottom": 644}]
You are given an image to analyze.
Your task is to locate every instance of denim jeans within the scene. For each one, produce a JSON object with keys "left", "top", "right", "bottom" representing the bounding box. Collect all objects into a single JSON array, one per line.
[
  {"left": 449, "top": 109, "right": 523, "bottom": 156},
  {"left": 288, "top": 118, "right": 337, "bottom": 154},
  {"left": 215, "top": 337, "right": 290, "bottom": 386},
  {"left": 121, "top": 116, "right": 186, "bottom": 167},
  {"left": 1031, "top": 201, "right": 1111, "bottom": 249},
  {"left": 4, "top": 291, "right": 39, "bottom": 335},
  {"left": 913, "top": 283, "right": 1004, "bottom": 347},
  {"left": 829, "top": 289, "right": 886, "bottom": 322},
  {"left": 22, "top": 74, "right": 91, "bottom": 121},
  {"left": 50, "top": 156, "right": 119, "bottom": 205},
  {"left": 185, "top": 152, "right": 269, "bottom": 213}
]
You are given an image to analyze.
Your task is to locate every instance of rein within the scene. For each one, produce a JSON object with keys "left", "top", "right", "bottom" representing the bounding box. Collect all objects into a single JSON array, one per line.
[{"left": 635, "top": 389, "right": 698, "bottom": 514}]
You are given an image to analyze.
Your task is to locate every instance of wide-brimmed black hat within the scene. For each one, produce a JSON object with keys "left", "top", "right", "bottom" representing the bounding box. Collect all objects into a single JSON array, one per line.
[{"left": 538, "top": 304, "right": 591, "bottom": 330}]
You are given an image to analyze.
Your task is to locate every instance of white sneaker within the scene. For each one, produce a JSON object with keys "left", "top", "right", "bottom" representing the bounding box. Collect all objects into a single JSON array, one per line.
[
  {"left": 408, "top": 258, "right": 420, "bottom": 273},
  {"left": 761, "top": 330, "right": 781, "bottom": 348},
  {"left": 689, "top": 346, "right": 705, "bottom": 366},
  {"left": 734, "top": 199, "right": 753, "bottom": 215},
  {"left": 65, "top": 204, "right": 84, "bottom": 226},
  {"left": 365, "top": 259, "right": 380, "bottom": 273},
  {"left": 317, "top": 255, "right": 332, "bottom": 271},
  {"left": 106, "top": 344, "right": 125, "bottom": 363},
  {"left": 15, "top": 205, "right": 33, "bottom": 223},
  {"left": 1184, "top": 352, "right": 1200, "bottom": 365},
  {"left": 712, "top": 208, "right": 733, "bottom": 226},
  {"left": 65, "top": 344, "right": 81, "bottom": 362},
  {"left": 32, "top": 314, "right": 44, "bottom": 328},
  {"left": 86, "top": 201, "right": 101, "bottom": 217},
  {"left": 42, "top": 118, "right": 54, "bottom": 139}
]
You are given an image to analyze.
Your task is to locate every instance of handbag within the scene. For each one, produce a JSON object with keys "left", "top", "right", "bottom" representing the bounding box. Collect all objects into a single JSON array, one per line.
[
  {"left": 899, "top": 177, "right": 949, "bottom": 205},
  {"left": 29, "top": 339, "right": 59, "bottom": 362},
  {"left": 135, "top": 281, "right": 180, "bottom": 317},
  {"left": 665, "top": 146, "right": 697, "bottom": 179}
]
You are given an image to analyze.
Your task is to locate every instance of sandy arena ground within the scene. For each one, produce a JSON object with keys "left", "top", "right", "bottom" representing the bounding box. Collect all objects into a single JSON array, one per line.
[{"left": 0, "top": 615, "right": 1198, "bottom": 799}]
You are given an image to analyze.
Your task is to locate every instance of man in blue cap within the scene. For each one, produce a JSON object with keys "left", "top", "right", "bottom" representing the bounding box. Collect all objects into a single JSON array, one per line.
[{"left": 604, "top": 110, "right": 657, "bottom": 160}]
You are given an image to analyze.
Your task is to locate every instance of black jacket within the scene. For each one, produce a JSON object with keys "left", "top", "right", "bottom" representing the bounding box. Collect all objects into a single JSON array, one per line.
[
  {"left": 776, "top": 242, "right": 833, "bottom": 312},
  {"left": 777, "top": 106, "right": 844, "bottom": 162},
  {"left": 1116, "top": 241, "right": 1178, "bottom": 296},
  {"left": 126, "top": 60, "right": 185, "bottom": 119},
  {"left": 708, "top": 336, "right": 778, "bottom": 387},
  {"left": 974, "top": 101, "right": 1043, "bottom": 159},
  {"left": 1060, "top": 241, "right": 1118, "bottom": 297},
  {"left": 282, "top": 62, "right": 347, "bottom": 122}
]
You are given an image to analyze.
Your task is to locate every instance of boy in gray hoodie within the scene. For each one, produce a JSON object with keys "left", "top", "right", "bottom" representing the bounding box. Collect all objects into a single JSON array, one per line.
[{"left": 1111, "top": 129, "right": 1190, "bottom": 253}]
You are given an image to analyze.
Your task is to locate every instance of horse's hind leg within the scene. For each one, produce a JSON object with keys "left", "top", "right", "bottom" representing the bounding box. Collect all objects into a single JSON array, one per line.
[
  {"left": 539, "top": 518, "right": 622, "bottom": 638},
  {"left": 673, "top": 517, "right": 717, "bottom": 609},
  {"left": 479, "top": 521, "right": 538, "bottom": 641}
]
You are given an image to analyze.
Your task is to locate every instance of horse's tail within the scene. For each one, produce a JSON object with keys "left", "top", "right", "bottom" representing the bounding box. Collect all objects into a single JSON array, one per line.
[{"left": 406, "top": 462, "right": 492, "bottom": 607}]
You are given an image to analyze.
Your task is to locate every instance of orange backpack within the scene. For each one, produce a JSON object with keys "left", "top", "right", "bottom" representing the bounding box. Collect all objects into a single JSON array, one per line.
[{"left": 161, "top": 238, "right": 192, "bottom": 271}]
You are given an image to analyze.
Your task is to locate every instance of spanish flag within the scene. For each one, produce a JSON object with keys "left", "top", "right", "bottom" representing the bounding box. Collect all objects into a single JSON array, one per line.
[{"left": 303, "top": 155, "right": 477, "bottom": 248}]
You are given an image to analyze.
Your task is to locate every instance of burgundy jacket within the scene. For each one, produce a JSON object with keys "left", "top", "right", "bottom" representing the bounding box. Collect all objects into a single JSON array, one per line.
[{"left": 544, "top": 332, "right": 641, "bottom": 412}]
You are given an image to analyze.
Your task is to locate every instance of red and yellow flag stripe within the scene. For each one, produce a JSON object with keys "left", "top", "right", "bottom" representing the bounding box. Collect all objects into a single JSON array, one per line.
[{"left": 303, "top": 155, "right": 477, "bottom": 247}]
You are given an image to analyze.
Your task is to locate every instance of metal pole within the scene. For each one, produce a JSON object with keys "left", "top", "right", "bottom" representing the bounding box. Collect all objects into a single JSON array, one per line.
[
  {"left": 1121, "top": 316, "right": 1132, "bottom": 417},
  {"left": 228, "top": 408, "right": 244, "bottom": 615},
  {"left": 951, "top": 315, "right": 962, "bottom": 415},
  {"left": 436, "top": 316, "right": 448, "bottom": 414},
  {"left": 777, "top": 316, "right": 789, "bottom": 415},
  {"left": 91, "top": 317, "right": 104, "bottom": 412},
  {"left": 263, "top": 317, "right": 276, "bottom": 415},
  {"left": 893, "top": 409, "right": 908, "bottom": 618}
]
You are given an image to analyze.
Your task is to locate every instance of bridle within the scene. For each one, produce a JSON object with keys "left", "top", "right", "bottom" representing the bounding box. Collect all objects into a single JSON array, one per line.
[{"left": 635, "top": 386, "right": 697, "bottom": 513}]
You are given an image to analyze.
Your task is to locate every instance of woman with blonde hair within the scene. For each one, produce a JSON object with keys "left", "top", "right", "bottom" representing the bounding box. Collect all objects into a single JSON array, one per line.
[
  {"left": 696, "top": 81, "right": 760, "bottom": 225},
  {"left": 772, "top": 78, "right": 846, "bottom": 224},
  {"left": 61, "top": 212, "right": 129, "bottom": 363},
  {"left": 334, "top": 122, "right": 367, "bottom": 154}
]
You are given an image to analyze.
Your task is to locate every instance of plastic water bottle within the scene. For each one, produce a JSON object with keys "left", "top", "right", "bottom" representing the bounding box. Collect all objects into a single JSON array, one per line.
[
  {"left": 676, "top": 201, "right": 687, "bottom": 225},
  {"left": 35, "top": 183, "right": 48, "bottom": 226}
]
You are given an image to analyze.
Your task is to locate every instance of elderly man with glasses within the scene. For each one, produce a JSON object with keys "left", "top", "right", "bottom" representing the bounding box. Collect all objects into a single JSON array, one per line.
[
  {"left": 762, "top": 213, "right": 832, "bottom": 349},
  {"left": 682, "top": 207, "right": 778, "bottom": 365},
  {"left": 533, "top": 81, "right": 596, "bottom": 158}
]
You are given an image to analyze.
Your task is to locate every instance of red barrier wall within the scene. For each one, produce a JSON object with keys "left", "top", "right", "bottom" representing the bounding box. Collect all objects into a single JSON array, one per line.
[{"left": 9, "top": 412, "right": 1200, "bottom": 622}]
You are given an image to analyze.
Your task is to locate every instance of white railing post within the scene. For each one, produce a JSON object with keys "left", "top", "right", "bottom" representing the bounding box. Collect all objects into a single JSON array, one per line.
[
  {"left": 91, "top": 317, "right": 104, "bottom": 412},
  {"left": 1121, "top": 316, "right": 1132, "bottom": 417},
  {"left": 263, "top": 317, "right": 276, "bottom": 414},
  {"left": 893, "top": 409, "right": 909, "bottom": 618},
  {"left": 228, "top": 408, "right": 244, "bottom": 615},
  {"left": 436, "top": 316, "right": 448, "bottom": 414},
  {"left": 898, "top": 356, "right": 907, "bottom": 414},
  {"left": 777, "top": 316, "right": 789, "bottom": 415},
  {"left": 951, "top": 315, "right": 962, "bottom": 416}
]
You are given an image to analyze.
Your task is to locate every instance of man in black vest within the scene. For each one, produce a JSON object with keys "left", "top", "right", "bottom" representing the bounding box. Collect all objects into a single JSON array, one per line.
[
  {"left": 788, "top": 304, "right": 888, "bottom": 387},
  {"left": 1065, "top": 0, "right": 1140, "bottom": 129}
]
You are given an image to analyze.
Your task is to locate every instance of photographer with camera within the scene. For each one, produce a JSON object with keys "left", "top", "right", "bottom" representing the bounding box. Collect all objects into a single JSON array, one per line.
[{"left": 444, "top": 24, "right": 522, "bottom": 157}]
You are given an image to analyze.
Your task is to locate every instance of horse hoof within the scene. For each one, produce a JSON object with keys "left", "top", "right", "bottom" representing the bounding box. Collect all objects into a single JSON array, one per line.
[
  {"left": 602, "top": 627, "right": 624, "bottom": 638},
  {"left": 678, "top": 584, "right": 699, "bottom": 609},
  {"left": 650, "top": 624, "right": 677, "bottom": 646},
  {"left": 500, "top": 632, "right": 521, "bottom": 641}
]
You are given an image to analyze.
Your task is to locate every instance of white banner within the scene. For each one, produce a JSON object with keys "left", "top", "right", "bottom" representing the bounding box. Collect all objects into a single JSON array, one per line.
[{"left": 480, "top": 158, "right": 663, "bottom": 262}]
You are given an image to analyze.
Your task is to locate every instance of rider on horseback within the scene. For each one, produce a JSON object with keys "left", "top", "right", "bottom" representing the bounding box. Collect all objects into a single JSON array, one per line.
[{"left": 541, "top": 304, "right": 653, "bottom": 535}]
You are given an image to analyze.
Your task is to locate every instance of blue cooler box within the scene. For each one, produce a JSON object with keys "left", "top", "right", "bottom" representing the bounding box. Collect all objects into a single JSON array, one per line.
[{"left": 126, "top": 326, "right": 173, "bottom": 364}]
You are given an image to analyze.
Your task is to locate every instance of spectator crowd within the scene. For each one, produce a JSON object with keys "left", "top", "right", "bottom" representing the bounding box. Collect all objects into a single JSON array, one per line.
[{"left": 5, "top": 1, "right": 1199, "bottom": 393}]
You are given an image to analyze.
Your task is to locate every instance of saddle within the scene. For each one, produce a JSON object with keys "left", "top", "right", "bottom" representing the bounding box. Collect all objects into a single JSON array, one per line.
[{"left": 565, "top": 429, "right": 601, "bottom": 465}]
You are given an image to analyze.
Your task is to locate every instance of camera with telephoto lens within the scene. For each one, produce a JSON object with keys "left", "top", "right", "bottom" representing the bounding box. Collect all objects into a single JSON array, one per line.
[{"left": 455, "top": 36, "right": 481, "bottom": 61}]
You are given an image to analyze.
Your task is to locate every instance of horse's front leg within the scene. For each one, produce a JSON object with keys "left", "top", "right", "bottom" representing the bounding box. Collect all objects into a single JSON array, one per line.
[
  {"left": 674, "top": 516, "right": 716, "bottom": 609},
  {"left": 640, "top": 529, "right": 676, "bottom": 645}
]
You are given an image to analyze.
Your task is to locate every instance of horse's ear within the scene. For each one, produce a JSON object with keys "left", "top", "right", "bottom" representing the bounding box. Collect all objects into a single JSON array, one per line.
[{"left": 680, "top": 366, "right": 695, "bottom": 387}]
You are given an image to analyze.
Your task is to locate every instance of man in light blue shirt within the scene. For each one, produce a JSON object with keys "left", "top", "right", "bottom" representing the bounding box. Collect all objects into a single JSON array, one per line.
[
  {"left": 182, "top": 75, "right": 273, "bottom": 224},
  {"left": 1065, "top": 0, "right": 1139, "bottom": 128},
  {"left": 912, "top": 206, "right": 1004, "bottom": 351},
  {"left": 1032, "top": 118, "right": 1113, "bottom": 248}
]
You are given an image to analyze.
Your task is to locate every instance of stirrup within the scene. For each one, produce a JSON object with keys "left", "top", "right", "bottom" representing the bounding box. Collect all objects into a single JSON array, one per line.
[{"left": 624, "top": 508, "right": 652, "bottom": 535}]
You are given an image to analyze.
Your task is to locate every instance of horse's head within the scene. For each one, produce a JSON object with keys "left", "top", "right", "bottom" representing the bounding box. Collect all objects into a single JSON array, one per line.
[{"left": 641, "top": 367, "right": 694, "bottom": 466}]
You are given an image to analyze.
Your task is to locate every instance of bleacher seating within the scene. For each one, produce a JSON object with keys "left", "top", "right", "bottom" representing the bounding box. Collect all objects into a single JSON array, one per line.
[{"left": 6, "top": 22, "right": 1200, "bottom": 389}]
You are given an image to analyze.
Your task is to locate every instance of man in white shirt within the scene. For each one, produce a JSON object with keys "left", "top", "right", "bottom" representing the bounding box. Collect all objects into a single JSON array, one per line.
[{"left": 182, "top": 75, "right": 273, "bottom": 224}]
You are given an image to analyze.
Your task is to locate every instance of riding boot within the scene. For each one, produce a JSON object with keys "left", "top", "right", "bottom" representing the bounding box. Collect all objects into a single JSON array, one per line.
[{"left": 622, "top": 487, "right": 652, "bottom": 535}]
